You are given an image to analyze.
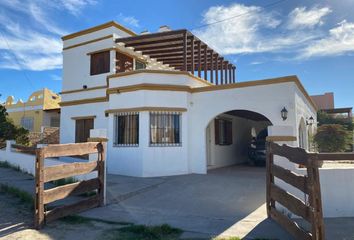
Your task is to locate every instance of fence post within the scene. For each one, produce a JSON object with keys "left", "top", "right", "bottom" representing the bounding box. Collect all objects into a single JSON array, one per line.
[
  {"left": 99, "top": 141, "right": 106, "bottom": 206},
  {"left": 34, "top": 148, "right": 45, "bottom": 229},
  {"left": 89, "top": 138, "right": 107, "bottom": 207},
  {"left": 266, "top": 141, "right": 275, "bottom": 217},
  {"left": 307, "top": 155, "right": 325, "bottom": 240}
]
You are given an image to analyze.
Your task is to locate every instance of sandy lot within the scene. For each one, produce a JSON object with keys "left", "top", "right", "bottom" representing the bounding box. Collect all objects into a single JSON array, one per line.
[{"left": 0, "top": 192, "right": 123, "bottom": 240}]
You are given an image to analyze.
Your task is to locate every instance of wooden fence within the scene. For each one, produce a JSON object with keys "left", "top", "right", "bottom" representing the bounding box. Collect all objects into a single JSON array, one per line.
[
  {"left": 34, "top": 141, "right": 106, "bottom": 229},
  {"left": 266, "top": 142, "right": 354, "bottom": 240}
]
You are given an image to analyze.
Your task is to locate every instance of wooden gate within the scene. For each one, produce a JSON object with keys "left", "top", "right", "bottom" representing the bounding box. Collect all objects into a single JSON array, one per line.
[
  {"left": 34, "top": 141, "right": 106, "bottom": 229},
  {"left": 266, "top": 142, "right": 324, "bottom": 240}
]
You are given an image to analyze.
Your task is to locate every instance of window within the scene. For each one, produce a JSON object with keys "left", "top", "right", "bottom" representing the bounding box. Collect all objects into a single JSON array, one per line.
[
  {"left": 21, "top": 117, "right": 34, "bottom": 131},
  {"left": 90, "top": 51, "right": 110, "bottom": 75},
  {"left": 114, "top": 113, "right": 139, "bottom": 146},
  {"left": 75, "top": 118, "right": 94, "bottom": 143},
  {"left": 135, "top": 60, "right": 146, "bottom": 70},
  {"left": 150, "top": 112, "right": 181, "bottom": 146},
  {"left": 215, "top": 118, "right": 232, "bottom": 145},
  {"left": 116, "top": 51, "right": 133, "bottom": 73}
]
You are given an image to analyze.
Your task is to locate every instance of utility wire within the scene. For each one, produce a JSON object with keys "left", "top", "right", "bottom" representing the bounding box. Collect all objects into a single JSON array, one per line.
[{"left": 190, "top": 0, "right": 287, "bottom": 31}]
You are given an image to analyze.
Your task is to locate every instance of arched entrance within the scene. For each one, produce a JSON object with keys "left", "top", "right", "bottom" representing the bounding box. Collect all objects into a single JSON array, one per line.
[{"left": 205, "top": 110, "right": 272, "bottom": 170}]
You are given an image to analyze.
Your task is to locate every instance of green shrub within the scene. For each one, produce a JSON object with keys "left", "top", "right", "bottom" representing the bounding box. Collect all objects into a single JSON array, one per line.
[
  {"left": 103, "top": 224, "right": 182, "bottom": 240},
  {"left": 314, "top": 124, "right": 350, "bottom": 152},
  {"left": 0, "top": 105, "right": 29, "bottom": 145}
]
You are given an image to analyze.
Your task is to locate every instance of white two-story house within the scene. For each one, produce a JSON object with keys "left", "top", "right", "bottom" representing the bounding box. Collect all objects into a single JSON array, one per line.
[{"left": 60, "top": 21, "right": 317, "bottom": 177}]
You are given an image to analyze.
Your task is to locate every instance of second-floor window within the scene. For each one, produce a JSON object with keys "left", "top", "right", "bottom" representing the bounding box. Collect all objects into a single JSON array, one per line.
[{"left": 90, "top": 51, "right": 110, "bottom": 75}]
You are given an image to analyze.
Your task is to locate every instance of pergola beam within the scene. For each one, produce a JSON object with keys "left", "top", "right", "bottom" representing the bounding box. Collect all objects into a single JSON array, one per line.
[
  {"left": 116, "top": 29, "right": 236, "bottom": 84},
  {"left": 197, "top": 41, "right": 201, "bottom": 77}
]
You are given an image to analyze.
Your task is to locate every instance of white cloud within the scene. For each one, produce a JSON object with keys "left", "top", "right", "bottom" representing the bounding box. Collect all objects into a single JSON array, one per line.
[
  {"left": 287, "top": 6, "right": 332, "bottom": 30},
  {"left": 194, "top": 4, "right": 282, "bottom": 55},
  {"left": 194, "top": 3, "right": 354, "bottom": 60},
  {"left": 29, "top": 3, "right": 68, "bottom": 36},
  {"left": 117, "top": 13, "right": 140, "bottom": 28},
  {"left": 194, "top": 3, "right": 323, "bottom": 55},
  {"left": 58, "top": 0, "right": 97, "bottom": 16},
  {"left": 0, "top": 13, "right": 62, "bottom": 71},
  {"left": 0, "top": 0, "right": 94, "bottom": 71},
  {"left": 300, "top": 20, "right": 354, "bottom": 58}
]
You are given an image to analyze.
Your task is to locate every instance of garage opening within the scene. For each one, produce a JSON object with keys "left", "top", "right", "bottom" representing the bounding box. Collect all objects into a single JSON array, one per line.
[{"left": 206, "top": 110, "right": 272, "bottom": 170}]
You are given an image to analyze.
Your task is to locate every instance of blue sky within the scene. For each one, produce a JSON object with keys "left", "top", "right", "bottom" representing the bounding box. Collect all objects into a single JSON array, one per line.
[{"left": 0, "top": 0, "right": 353, "bottom": 108}]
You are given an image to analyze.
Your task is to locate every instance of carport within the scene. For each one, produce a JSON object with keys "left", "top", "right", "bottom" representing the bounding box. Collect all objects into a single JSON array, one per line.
[{"left": 206, "top": 110, "right": 272, "bottom": 170}]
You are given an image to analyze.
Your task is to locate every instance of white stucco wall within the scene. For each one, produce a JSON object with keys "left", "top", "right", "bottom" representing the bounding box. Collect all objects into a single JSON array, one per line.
[
  {"left": 62, "top": 37, "right": 115, "bottom": 92},
  {"left": 60, "top": 102, "right": 108, "bottom": 144},
  {"left": 188, "top": 82, "right": 299, "bottom": 174},
  {"left": 0, "top": 141, "right": 96, "bottom": 181},
  {"left": 63, "top": 26, "right": 132, "bottom": 49},
  {"left": 108, "top": 72, "right": 210, "bottom": 88}
]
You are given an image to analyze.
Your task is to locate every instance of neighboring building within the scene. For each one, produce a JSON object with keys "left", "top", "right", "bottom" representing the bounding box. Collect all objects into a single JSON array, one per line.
[
  {"left": 5, "top": 89, "right": 61, "bottom": 132},
  {"left": 311, "top": 92, "right": 334, "bottom": 110},
  {"left": 311, "top": 92, "right": 353, "bottom": 120},
  {"left": 60, "top": 21, "right": 317, "bottom": 177}
]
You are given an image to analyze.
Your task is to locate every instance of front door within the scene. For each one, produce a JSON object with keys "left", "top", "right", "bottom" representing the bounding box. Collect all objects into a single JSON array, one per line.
[{"left": 75, "top": 118, "right": 94, "bottom": 143}]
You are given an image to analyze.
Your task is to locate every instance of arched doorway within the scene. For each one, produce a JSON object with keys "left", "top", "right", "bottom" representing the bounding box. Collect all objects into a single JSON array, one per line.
[{"left": 205, "top": 110, "right": 273, "bottom": 170}]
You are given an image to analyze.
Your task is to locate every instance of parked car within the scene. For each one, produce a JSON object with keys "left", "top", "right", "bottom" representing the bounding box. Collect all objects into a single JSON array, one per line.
[{"left": 248, "top": 128, "right": 268, "bottom": 166}]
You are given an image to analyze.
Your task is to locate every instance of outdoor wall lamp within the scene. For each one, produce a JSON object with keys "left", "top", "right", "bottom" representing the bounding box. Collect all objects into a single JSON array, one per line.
[
  {"left": 306, "top": 116, "right": 314, "bottom": 126},
  {"left": 281, "top": 107, "right": 288, "bottom": 121}
]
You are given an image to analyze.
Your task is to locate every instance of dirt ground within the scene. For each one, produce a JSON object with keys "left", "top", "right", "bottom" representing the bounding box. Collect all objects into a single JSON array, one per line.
[
  {"left": 0, "top": 192, "right": 209, "bottom": 240},
  {"left": 0, "top": 192, "right": 130, "bottom": 240}
]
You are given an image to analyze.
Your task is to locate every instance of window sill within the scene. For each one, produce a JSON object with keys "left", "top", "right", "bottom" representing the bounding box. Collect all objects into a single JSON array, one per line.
[
  {"left": 149, "top": 143, "right": 182, "bottom": 147},
  {"left": 90, "top": 71, "right": 110, "bottom": 76},
  {"left": 113, "top": 144, "right": 139, "bottom": 147}
]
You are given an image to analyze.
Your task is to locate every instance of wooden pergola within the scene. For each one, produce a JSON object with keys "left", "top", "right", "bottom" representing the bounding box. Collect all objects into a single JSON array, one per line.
[{"left": 116, "top": 29, "right": 236, "bottom": 85}]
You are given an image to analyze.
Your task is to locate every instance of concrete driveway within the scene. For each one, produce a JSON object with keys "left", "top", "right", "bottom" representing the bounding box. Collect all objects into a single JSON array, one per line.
[
  {"left": 80, "top": 165, "right": 354, "bottom": 239},
  {"left": 81, "top": 165, "right": 292, "bottom": 239}
]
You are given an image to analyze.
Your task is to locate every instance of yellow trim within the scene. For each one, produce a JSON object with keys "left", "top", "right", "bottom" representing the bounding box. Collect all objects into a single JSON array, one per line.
[
  {"left": 266, "top": 136, "right": 297, "bottom": 142},
  {"left": 105, "top": 107, "right": 187, "bottom": 114},
  {"left": 107, "top": 69, "right": 213, "bottom": 86},
  {"left": 60, "top": 75, "right": 316, "bottom": 111},
  {"left": 87, "top": 137, "right": 108, "bottom": 142},
  {"left": 107, "top": 84, "right": 192, "bottom": 94},
  {"left": 59, "top": 97, "right": 107, "bottom": 106},
  {"left": 62, "top": 21, "right": 136, "bottom": 41},
  {"left": 63, "top": 35, "right": 113, "bottom": 50},
  {"left": 60, "top": 85, "right": 107, "bottom": 95},
  {"left": 71, "top": 115, "right": 97, "bottom": 120},
  {"left": 192, "top": 75, "right": 317, "bottom": 111}
]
